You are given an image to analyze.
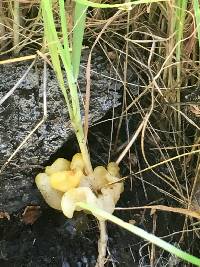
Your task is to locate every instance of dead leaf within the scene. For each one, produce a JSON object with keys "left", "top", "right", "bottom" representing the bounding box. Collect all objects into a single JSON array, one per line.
[
  {"left": 22, "top": 206, "right": 41, "bottom": 225},
  {"left": 0, "top": 212, "right": 10, "bottom": 220},
  {"left": 189, "top": 105, "right": 200, "bottom": 117}
]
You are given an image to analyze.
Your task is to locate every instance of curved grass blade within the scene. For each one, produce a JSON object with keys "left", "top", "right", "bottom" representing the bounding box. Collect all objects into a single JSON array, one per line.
[{"left": 77, "top": 202, "right": 200, "bottom": 267}]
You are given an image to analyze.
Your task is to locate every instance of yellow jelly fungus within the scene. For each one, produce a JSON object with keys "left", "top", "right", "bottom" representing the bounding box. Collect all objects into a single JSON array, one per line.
[
  {"left": 45, "top": 158, "right": 70, "bottom": 175},
  {"left": 50, "top": 170, "right": 83, "bottom": 192},
  {"left": 97, "top": 191, "right": 115, "bottom": 215},
  {"left": 35, "top": 173, "right": 63, "bottom": 210},
  {"left": 102, "top": 182, "right": 123, "bottom": 203},
  {"left": 92, "top": 166, "right": 108, "bottom": 191},
  {"left": 35, "top": 154, "right": 124, "bottom": 219},
  {"left": 70, "top": 153, "right": 85, "bottom": 172},
  {"left": 61, "top": 187, "right": 97, "bottom": 218},
  {"left": 79, "top": 175, "right": 91, "bottom": 188},
  {"left": 105, "top": 173, "right": 124, "bottom": 202},
  {"left": 107, "top": 162, "right": 120, "bottom": 177}
]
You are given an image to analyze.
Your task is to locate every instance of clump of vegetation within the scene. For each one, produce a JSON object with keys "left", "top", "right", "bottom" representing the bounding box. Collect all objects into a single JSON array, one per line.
[
  {"left": 36, "top": 152, "right": 200, "bottom": 266},
  {"left": 36, "top": 153, "right": 123, "bottom": 266},
  {"left": 1, "top": 0, "right": 200, "bottom": 266}
]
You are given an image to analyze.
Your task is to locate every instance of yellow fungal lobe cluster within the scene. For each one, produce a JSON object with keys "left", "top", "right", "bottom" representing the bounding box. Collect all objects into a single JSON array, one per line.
[{"left": 35, "top": 153, "right": 123, "bottom": 220}]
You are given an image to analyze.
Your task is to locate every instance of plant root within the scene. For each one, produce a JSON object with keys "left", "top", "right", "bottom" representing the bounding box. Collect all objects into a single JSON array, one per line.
[{"left": 95, "top": 220, "right": 108, "bottom": 267}]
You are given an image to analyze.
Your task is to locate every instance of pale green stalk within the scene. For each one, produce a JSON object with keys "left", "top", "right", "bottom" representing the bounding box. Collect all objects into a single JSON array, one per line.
[
  {"left": 175, "top": 1, "right": 187, "bottom": 133},
  {"left": 175, "top": 0, "right": 187, "bottom": 81},
  {"left": 77, "top": 202, "right": 200, "bottom": 266},
  {"left": 41, "top": 0, "right": 92, "bottom": 174},
  {"left": 41, "top": 0, "right": 72, "bottom": 118}
]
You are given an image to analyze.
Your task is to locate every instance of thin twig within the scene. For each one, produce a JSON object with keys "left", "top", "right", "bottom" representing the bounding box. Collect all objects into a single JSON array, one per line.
[
  {"left": 84, "top": 10, "right": 122, "bottom": 140},
  {"left": 0, "top": 60, "right": 35, "bottom": 106},
  {"left": 116, "top": 115, "right": 148, "bottom": 165},
  {"left": 13, "top": 0, "right": 20, "bottom": 54}
]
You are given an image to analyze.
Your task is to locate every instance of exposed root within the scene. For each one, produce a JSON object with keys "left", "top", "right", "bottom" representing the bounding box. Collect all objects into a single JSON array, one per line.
[{"left": 95, "top": 220, "right": 108, "bottom": 267}]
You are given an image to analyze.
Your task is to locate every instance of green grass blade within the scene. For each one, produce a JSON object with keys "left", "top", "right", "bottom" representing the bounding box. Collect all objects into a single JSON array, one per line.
[
  {"left": 174, "top": 0, "right": 187, "bottom": 133},
  {"left": 41, "top": 0, "right": 93, "bottom": 174},
  {"left": 58, "top": 0, "right": 80, "bottom": 118},
  {"left": 72, "top": 3, "right": 87, "bottom": 81},
  {"left": 77, "top": 202, "right": 200, "bottom": 266},
  {"left": 175, "top": 0, "right": 187, "bottom": 78},
  {"left": 57, "top": 0, "right": 82, "bottom": 118},
  {"left": 42, "top": 0, "right": 79, "bottom": 121},
  {"left": 194, "top": 0, "right": 200, "bottom": 46},
  {"left": 58, "top": 0, "right": 71, "bottom": 67},
  {"left": 41, "top": 0, "right": 73, "bottom": 118}
]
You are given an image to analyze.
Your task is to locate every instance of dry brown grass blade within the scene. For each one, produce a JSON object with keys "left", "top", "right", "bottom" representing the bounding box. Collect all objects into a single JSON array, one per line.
[
  {"left": 84, "top": 10, "right": 122, "bottom": 140},
  {"left": 116, "top": 115, "right": 148, "bottom": 164},
  {"left": 135, "top": 147, "right": 200, "bottom": 175},
  {"left": 116, "top": 204, "right": 200, "bottom": 220},
  {"left": 0, "top": 51, "right": 49, "bottom": 65},
  {"left": 0, "top": 54, "right": 36, "bottom": 64}
]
